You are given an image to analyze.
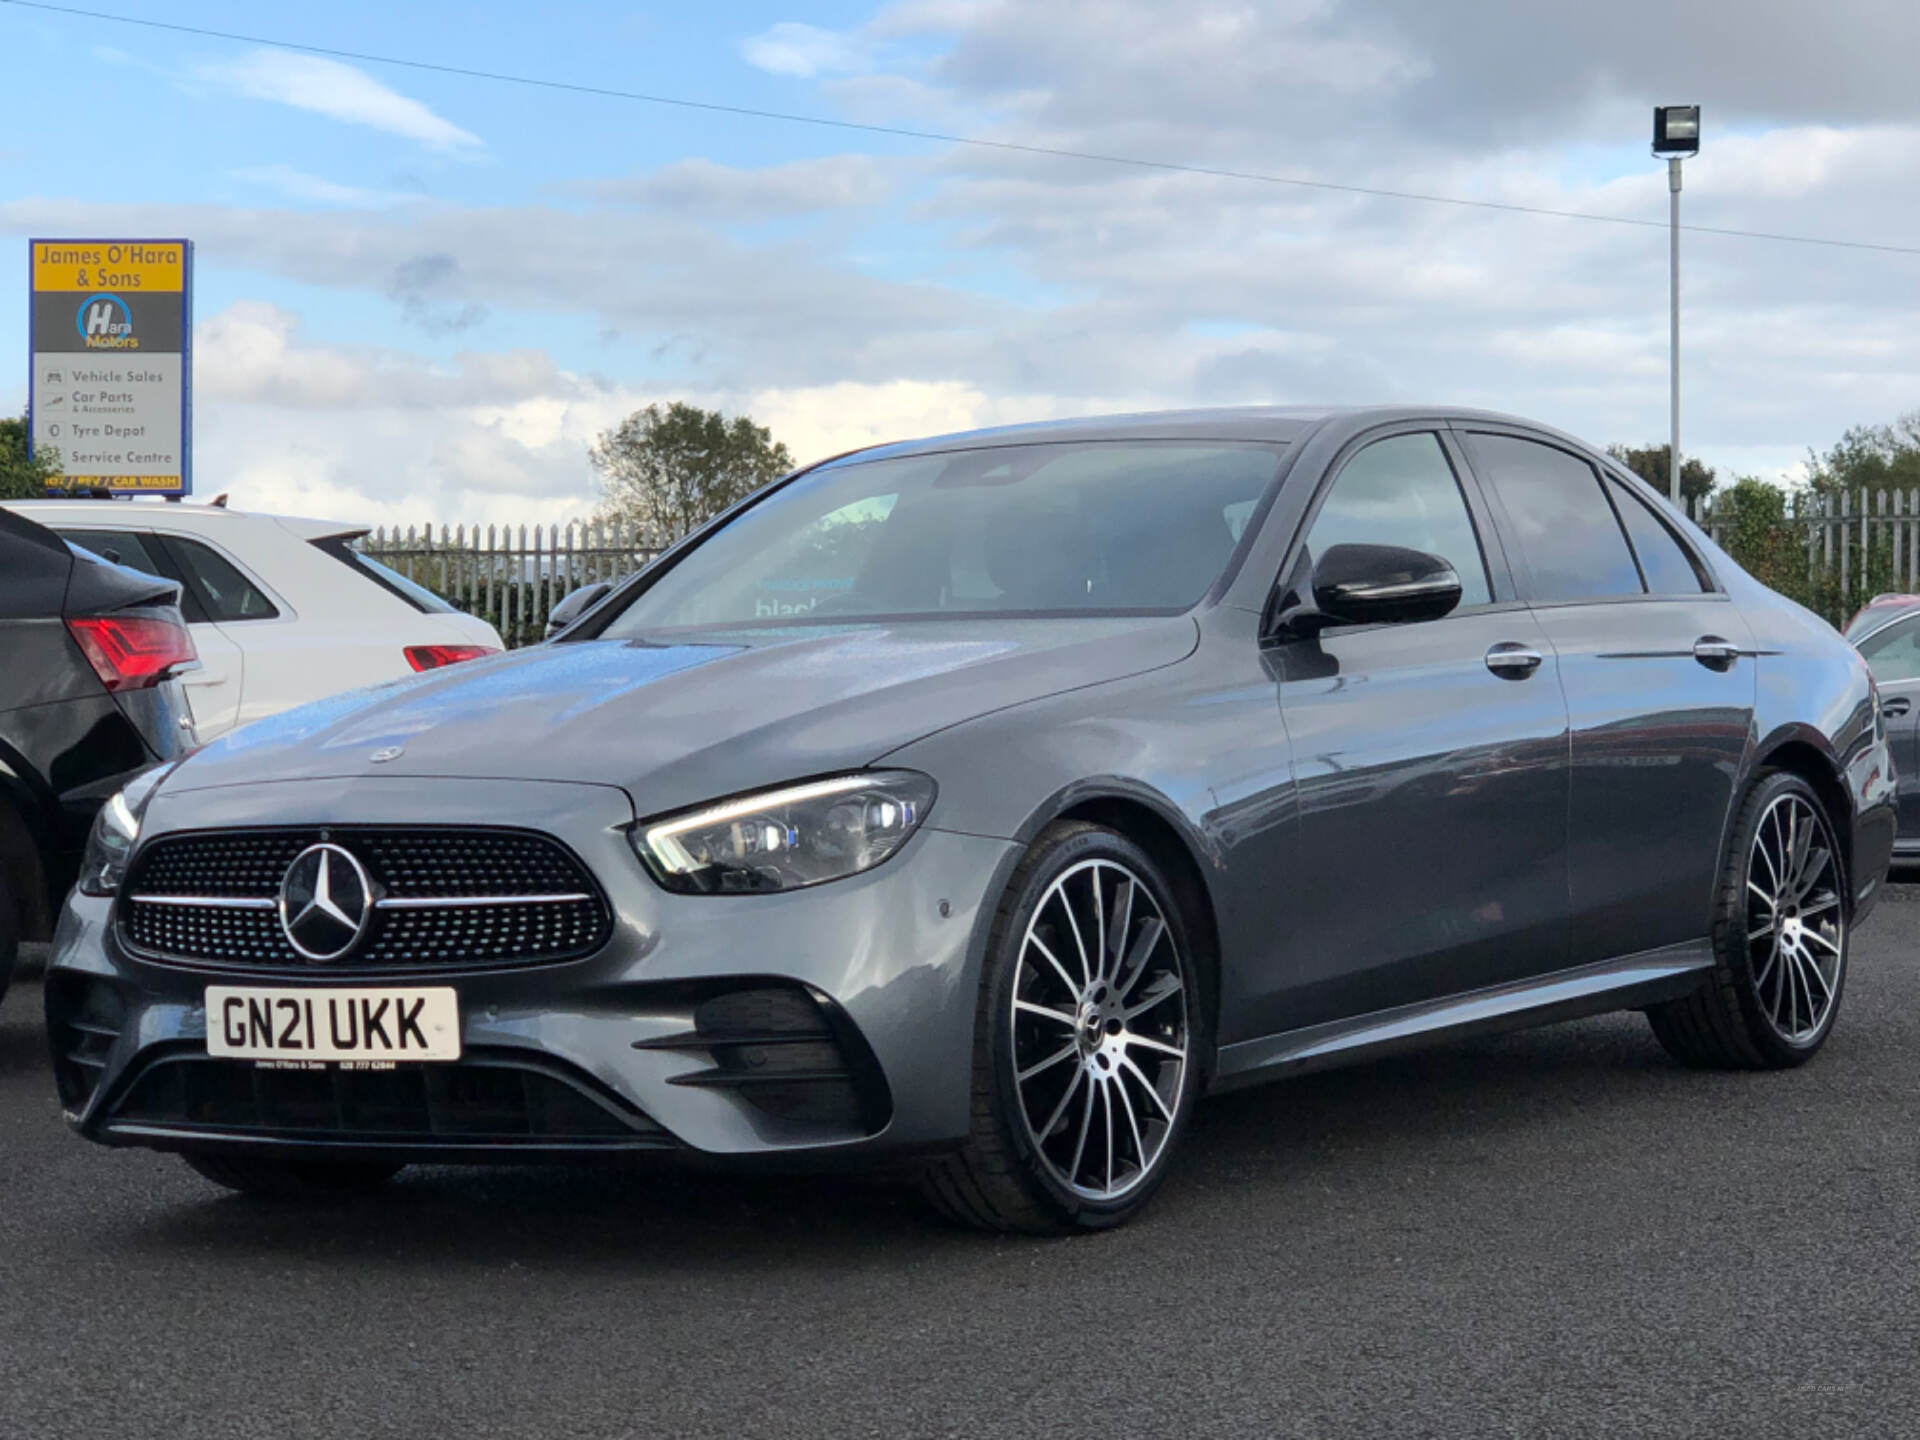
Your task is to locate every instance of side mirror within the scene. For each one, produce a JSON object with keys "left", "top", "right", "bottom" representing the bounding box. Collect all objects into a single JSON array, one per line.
[
  {"left": 545, "top": 581, "right": 611, "bottom": 639},
  {"left": 1308, "top": 544, "right": 1462, "bottom": 629}
]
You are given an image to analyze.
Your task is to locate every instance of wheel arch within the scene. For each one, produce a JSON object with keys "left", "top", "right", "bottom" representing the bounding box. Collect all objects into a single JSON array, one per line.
[
  {"left": 1749, "top": 728, "right": 1855, "bottom": 896},
  {"left": 1026, "top": 783, "right": 1226, "bottom": 1066},
  {"left": 0, "top": 781, "right": 55, "bottom": 943}
]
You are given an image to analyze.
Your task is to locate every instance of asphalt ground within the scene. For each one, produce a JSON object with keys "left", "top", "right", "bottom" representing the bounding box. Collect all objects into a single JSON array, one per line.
[{"left": 3, "top": 889, "right": 1918, "bottom": 1440}]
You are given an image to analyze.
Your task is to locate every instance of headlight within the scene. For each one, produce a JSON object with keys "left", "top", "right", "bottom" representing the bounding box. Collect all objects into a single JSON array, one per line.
[
  {"left": 632, "top": 772, "right": 936, "bottom": 894},
  {"left": 76, "top": 764, "right": 175, "bottom": 897}
]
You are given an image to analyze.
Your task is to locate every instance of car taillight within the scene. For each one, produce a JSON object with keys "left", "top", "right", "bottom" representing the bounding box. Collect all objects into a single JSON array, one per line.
[
  {"left": 67, "top": 614, "right": 199, "bottom": 692},
  {"left": 404, "top": 644, "right": 497, "bottom": 672}
]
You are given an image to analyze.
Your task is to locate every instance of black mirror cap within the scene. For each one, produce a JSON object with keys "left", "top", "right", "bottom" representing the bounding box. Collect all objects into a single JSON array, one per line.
[
  {"left": 1311, "top": 543, "right": 1463, "bottom": 627},
  {"left": 545, "top": 581, "right": 613, "bottom": 638}
]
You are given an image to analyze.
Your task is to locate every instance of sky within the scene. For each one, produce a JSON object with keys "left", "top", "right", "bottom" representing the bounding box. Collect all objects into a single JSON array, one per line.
[{"left": 5, "top": 0, "right": 1920, "bottom": 527}]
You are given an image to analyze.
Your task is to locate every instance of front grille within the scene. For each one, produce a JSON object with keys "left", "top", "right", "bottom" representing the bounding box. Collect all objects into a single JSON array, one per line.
[
  {"left": 119, "top": 827, "right": 611, "bottom": 973},
  {"left": 106, "top": 1052, "right": 669, "bottom": 1147}
]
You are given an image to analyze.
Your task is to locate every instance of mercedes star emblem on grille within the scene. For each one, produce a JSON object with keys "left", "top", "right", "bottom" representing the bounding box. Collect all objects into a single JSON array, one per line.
[{"left": 278, "top": 843, "right": 376, "bottom": 962}]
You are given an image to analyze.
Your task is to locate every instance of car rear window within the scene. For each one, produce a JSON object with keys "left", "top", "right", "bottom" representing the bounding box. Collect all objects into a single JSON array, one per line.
[{"left": 312, "top": 537, "right": 457, "bottom": 614}]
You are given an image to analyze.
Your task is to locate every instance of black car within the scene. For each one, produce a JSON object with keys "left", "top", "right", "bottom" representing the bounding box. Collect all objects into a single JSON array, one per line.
[{"left": 0, "top": 508, "right": 197, "bottom": 1006}]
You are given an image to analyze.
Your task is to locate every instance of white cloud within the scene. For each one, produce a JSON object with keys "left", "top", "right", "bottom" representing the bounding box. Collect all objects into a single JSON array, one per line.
[
  {"left": 205, "top": 50, "right": 480, "bottom": 152},
  {"left": 742, "top": 22, "right": 874, "bottom": 78},
  {"left": 184, "top": 304, "right": 1087, "bottom": 526},
  {"left": 16, "top": 0, "right": 1920, "bottom": 518},
  {"left": 585, "top": 155, "right": 896, "bottom": 219},
  {"left": 232, "top": 165, "right": 423, "bottom": 210}
]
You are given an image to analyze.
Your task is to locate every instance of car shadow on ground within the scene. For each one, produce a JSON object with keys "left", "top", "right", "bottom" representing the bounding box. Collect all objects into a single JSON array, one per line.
[{"left": 82, "top": 1006, "right": 1726, "bottom": 1270}]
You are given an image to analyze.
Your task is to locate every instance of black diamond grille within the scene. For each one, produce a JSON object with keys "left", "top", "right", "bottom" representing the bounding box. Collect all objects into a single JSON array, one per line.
[{"left": 120, "top": 828, "right": 611, "bottom": 973}]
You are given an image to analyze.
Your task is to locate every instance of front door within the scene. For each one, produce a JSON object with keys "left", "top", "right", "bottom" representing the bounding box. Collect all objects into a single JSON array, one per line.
[
  {"left": 1460, "top": 431, "right": 1754, "bottom": 963},
  {"left": 1266, "top": 430, "right": 1572, "bottom": 1034}
]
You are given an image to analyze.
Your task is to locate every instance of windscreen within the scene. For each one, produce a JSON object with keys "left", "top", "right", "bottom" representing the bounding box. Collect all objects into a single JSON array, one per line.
[{"left": 597, "top": 440, "right": 1285, "bottom": 635}]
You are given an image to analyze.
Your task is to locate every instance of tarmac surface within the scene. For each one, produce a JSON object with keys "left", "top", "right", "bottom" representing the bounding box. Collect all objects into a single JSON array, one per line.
[{"left": 4, "top": 891, "right": 1917, "bottom": 1439}]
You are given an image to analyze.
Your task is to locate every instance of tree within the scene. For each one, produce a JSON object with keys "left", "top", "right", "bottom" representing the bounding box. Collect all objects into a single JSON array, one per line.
[
  {"left": 0, "top": 414, "right": 62, "bottom": 499},
  {"left": 1805, "top": 410, "right": 1920, "bottom": 497},
  {"left": 1606, "top": 442, "right": 1716, "bottom": 507},
  {"left": 590, "top": 403, "right": 793, "bottom": 539}
]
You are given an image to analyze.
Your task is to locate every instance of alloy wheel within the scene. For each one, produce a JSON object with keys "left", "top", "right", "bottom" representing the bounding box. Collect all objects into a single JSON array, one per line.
[
  {"left": 1745, "top": 792, "right": 1845, "bottom": 1044},
  {"left": 1008, "top": 859, "right": 1190, "bottom": 1201}
]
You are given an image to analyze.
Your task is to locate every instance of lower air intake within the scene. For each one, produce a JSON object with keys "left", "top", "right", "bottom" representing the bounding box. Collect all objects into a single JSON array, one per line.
[
  {"left": 106, "top": 1053, "right": 669, "bottom": 1147},
  {"left": 647, "top": 983, "right": 892, "bottom": 1136}
]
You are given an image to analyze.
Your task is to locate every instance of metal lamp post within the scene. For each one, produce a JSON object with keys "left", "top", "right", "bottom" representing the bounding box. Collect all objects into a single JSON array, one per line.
[{"left": 1654, "top": 105, "right": 1701, "bottom": 507}]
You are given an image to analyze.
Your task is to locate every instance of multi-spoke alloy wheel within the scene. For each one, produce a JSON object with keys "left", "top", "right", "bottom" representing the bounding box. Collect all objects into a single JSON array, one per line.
[
  {"left": 1008, "top": 859, "right": 1189, "bottom": 1202},
  {"left": 1647, "top": 770, "right": 1849, "bottom": 1070},
  {"left": 919, "top": 822, "right": 1203, "bottom": 1233},
  {"left": 1744, "top": 791, "right": 1845, "bottom": 1044}
]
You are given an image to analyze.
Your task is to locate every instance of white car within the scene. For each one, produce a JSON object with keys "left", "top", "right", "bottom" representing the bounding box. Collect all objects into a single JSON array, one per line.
[{"left": 1, "top": 500, "right": 503, "bottom": 740}]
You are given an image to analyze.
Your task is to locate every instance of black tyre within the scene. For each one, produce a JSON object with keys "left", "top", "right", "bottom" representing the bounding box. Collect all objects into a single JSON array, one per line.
[
  {"left": 919, "top": 821, "right": 1206, "bottom": 1234},
  {"left": 183, "top": 1153, "right": 406, "bottom": 1198},
  {"left": 1647, "top": 770, "right": 1849, "bottom": 1069},
  {"left": 0, "top": 865, "right": 18, "bottom": 1012}
]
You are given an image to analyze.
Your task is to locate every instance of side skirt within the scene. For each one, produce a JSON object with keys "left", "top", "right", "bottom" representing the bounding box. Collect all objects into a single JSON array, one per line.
[{"left": 1208, "top": 941, "right": 1713, "bottom": 1093}]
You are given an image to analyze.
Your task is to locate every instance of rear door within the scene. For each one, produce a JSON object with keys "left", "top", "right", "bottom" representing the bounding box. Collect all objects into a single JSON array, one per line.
[
  {"left": 1852, "top": 614, "right": 1920, "bottom": 843},
  {"left": 1459, "top": 428, "right": 1753, "bottom": 964},
  {"left": 56, "top": 526, "right": 245, "bottom": 738},
  {"left": 1267, "top": 427, "right": 1572, "bottom": 1031}
]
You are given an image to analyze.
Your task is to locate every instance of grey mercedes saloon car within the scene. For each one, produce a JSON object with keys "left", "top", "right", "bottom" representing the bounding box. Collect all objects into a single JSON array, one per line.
[{"left": 47, "top": 407, "right": 1896, "bottom": 1233}]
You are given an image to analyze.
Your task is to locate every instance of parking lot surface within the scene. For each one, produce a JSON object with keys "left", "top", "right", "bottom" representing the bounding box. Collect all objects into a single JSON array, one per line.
[{"left": 4, "top": 890, "right": 1918, "bottom": 1440}]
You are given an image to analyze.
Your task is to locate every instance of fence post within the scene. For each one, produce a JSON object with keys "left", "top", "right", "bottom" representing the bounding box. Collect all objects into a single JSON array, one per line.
[
  {"left": 1862, "top": 489, "right": 1872, "bottom": 608},
  {"left": 1895, "top": 492, "right": 1905, "bottom": 596},
  {"left": 1840, "top": 491, "right": 1852, "bottom": 621}
]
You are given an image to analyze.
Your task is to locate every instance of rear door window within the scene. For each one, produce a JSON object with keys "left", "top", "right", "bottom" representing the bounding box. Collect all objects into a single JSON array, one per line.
[
  {"left": 157, "top": 536, "right": 281, "bottom": 622},
  {"left": 1466, "top": 434, "right": 1644, "bottom": 603}
]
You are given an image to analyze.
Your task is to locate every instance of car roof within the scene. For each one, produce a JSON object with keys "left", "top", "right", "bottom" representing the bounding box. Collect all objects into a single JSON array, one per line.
[
  {"left": 827, "top": 404, "right": 1583, "bottom": 467},
  {"left": 1, "top": 499, "right": 367, "bottom": 542},
  {"left": 1846, "top": 594, "right": 1920, "bottom": 641}
]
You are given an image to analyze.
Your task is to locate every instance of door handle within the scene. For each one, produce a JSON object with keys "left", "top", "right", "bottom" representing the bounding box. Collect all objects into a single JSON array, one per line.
[
  {"left": 1485, "top": 643, "right": 1543, "bottom": 678},
  {"left": 1693, "top": 635, "right": 1740, "bottom": 669},
  {"left": 1884, "top": 696, "right": 1913, "bottom": 719}
]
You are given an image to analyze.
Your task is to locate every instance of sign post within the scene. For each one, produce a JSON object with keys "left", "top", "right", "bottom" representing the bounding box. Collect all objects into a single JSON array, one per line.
[{"left": 28, "top": 238, "right": 192, "bottom": 496}]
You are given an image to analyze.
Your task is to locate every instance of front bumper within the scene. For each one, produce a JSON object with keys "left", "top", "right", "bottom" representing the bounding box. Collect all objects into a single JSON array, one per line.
[{"left": 46, "top": 776, "right": 1020, "bottom": 1167}]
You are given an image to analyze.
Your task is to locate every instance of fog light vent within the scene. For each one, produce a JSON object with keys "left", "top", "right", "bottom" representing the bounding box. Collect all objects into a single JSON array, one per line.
[
  {"left": 49, "top": 978, "right": 126, "bottom": 1111},
  {"left": 641, "top": 983, "right": 892, "bottom": 1136}
]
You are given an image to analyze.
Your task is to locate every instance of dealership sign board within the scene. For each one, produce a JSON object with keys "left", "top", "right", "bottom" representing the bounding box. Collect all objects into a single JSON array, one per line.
[{"left": 29, "top": 238, "right": 192, "bottom": 495}]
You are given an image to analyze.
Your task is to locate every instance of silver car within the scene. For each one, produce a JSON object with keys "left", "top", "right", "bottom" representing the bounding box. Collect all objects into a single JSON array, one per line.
[{"left": 47, "top": 407, "right": 1896, "bottom": 1232}]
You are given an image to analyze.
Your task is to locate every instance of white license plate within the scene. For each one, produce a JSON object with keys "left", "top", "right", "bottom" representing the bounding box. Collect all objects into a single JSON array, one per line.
[{"left": 206, "top": 986, "right": 461, "bottom": 1063}]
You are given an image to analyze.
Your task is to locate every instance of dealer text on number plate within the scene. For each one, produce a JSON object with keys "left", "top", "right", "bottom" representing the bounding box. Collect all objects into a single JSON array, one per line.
[{"left": 206, "top": 986, "right": 462, "bottom": 1062}]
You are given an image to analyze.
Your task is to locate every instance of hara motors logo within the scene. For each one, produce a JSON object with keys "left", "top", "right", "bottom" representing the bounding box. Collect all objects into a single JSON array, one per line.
[{"left": 75, "top": 293, "right": 137, "bottom": 350}]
